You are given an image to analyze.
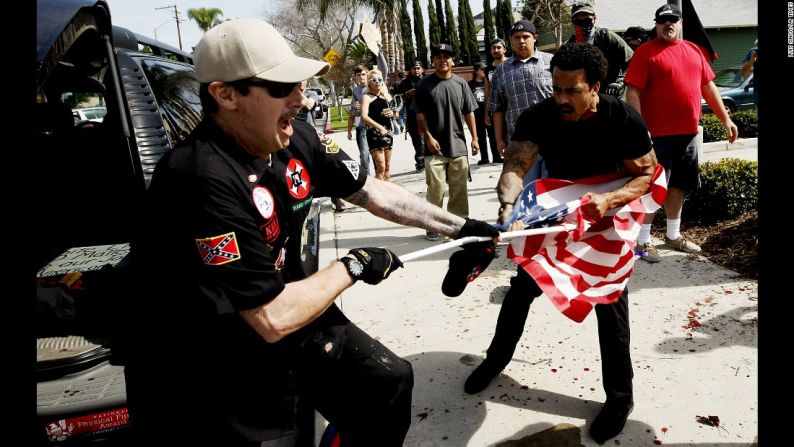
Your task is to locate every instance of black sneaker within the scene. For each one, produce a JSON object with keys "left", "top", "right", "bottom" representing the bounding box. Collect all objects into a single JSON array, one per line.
[
  {"left": 589, "top": 400, "right": 634, "bottom": 444},
  {"left": 464, "top": 358, "right": 505, "bottom": 394}
]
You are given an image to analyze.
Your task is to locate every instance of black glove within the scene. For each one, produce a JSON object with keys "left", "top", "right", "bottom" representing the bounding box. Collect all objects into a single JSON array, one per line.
[
  {"left": 442, "top": 241, "right": 496, "bottom": 297},
  {"left": 348, "top": 247, "right": 403, "bottom": 285},
  {"left": 456, "top": 218, "right": 500, "bottom": 239}
]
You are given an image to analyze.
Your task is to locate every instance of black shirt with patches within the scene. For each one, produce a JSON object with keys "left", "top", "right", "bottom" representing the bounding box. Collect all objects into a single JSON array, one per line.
[
  {"left": 511, "top": 94, "right": 652, "bottom": 180},
  {"left": 126, "top": 119, "right": 365, "bottom": 439}
]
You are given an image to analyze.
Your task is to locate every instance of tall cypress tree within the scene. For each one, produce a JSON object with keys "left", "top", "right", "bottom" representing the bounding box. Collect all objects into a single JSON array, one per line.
[
  {"left": 457, "top": 0, "right": 471, "bottom": 64},
  {"left": 500, "top": 0, "right": 515, "bottom": 41},
  {"left": 483, "top": 0, "right": 496, "bottom": 64},
  {"left": 435, "top": 0, "right": 446, "bottom": 43},
  {"left": 427, "top": 0, "right": 441, "bottom": 49},
  {"left": 412, "top": 0, "right": 429, "bottom": 67},
  {"left": 495, "top": 0, "right": 505, "bottom": 40},
  {"left": 461, "top": 0, "right": 480, "bottom": 64},
  {"left": 399, "top": 0, "right": 415, "bottom": 70},
  {"left": 444, "top": 0, "right": 460, "bottom": 56}
]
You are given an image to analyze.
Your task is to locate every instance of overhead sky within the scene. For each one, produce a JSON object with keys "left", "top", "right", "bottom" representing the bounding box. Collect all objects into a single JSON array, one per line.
[{"left": 106, "top": 0, "right": 485, "bottom": 52}]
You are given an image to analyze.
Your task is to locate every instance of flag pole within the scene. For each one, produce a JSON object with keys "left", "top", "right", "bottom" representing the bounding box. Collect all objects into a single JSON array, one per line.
[{"left": 399, "top": 224, "right": 577, "bottom": 263}]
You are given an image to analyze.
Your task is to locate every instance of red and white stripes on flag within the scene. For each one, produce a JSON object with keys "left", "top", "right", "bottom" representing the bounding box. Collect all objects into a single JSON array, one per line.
[{"left": 507, "top": 165, "right": 667, "bottom": 323}]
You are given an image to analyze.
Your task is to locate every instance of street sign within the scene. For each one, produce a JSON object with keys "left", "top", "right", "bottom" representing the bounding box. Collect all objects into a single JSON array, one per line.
[{"left": 323, "top": 49, "right": 341, "bottom": 66}]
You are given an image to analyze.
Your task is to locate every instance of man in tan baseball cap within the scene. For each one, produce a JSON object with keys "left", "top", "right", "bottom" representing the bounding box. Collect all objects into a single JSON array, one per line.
[{"left": 125, "top": 17, "right": 501, "bottom": 445}]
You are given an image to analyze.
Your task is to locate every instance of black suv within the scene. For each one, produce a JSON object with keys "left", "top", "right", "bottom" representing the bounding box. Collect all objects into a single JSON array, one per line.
[{"left": 35, "top": 0, "right": 202, "bottom": 443}]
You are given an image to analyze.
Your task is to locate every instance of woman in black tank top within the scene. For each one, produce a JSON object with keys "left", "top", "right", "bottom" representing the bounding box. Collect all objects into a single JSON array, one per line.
[{"left": 360, "top": 69, "right": 397, "bottom": 181}]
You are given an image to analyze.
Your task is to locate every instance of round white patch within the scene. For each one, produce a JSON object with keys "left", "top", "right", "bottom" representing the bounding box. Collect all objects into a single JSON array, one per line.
[{"left": 252, "top": 186, "right": 275, "bottom": 219}]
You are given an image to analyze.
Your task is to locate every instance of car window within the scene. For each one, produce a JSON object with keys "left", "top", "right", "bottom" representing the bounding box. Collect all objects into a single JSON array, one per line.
[
  {"left": 141, "top": 59, "right": 202, "bottom": 144},
  {"left": 713, "top": 69, "right": 743, "bottom": 88}
]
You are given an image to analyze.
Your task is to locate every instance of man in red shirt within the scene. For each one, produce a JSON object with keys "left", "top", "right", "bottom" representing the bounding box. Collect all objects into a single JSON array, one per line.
[{"left": 625, "top": 3, "right": 737, "bottom": 263}]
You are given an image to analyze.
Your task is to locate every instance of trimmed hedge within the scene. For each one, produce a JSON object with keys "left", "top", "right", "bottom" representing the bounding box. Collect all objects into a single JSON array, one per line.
[
  {"left": 732, "top": 109, "right": 758, "bottom": 138},
  {"left": 685, "top": 158, "right": 758, "bottom": 224},
  {"left": 699, "top": 109, "right": 758, "bottom": 142},
  {"left": 700, "top": 113, "right": 727, "bottom": 142}
]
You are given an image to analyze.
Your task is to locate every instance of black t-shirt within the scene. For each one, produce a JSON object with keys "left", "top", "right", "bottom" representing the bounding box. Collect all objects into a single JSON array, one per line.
[
  {"left": 127, "top": 119, "right": 366, "bottom": 439},
  {"left": 485, "top": 63, "right": 499, "bottom": 84},
  {"left": 396, "top": 74, "right": 422, "bottom": 109},
  {"left": 469, "top": 79, "right": 486, "bottom": 105},
  {"left": 414, "top": 74, "right": 477, "bottom": 157},
  {"left": 511, "top": 94, "right": 652, "bottom": 180}
]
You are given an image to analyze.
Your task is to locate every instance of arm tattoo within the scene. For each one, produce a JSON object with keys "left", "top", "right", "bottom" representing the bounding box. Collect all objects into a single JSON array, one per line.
[
  {"left": 497, "top": 140, "right": 538, "bottom": 205},
  {"left": 346, "top": 177, "right": 466, "bottom": 236}
]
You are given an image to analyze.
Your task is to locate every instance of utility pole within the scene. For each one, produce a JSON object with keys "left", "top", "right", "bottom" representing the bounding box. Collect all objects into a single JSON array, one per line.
[{"left": 156, "top": 5, "right": 184, "bottom": 50}]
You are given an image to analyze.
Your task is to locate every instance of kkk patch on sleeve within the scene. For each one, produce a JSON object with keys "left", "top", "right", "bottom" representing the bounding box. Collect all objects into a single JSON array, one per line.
[
  {"left": 195, "top": 232, "right": 241, "bottom": 265},
  {"left": 342, "top": 160, "right": 360, "bottom": 179}
]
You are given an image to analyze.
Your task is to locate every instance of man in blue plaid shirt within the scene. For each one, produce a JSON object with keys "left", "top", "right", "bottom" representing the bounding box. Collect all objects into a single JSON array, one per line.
[{"left": 488, "top": 19, "right": 553, "bottom": 184}]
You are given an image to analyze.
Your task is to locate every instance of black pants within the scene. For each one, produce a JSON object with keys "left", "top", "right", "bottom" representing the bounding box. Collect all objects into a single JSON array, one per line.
[
  {"left": 474, "top": 107, "right": 490, "bottom": 163},
  {"left": 405, "top": 110, "right": 425, "bottom": 169},
  {"left": 295, "top": 305, "right": 414, "bottom": 446},
  {"left": 486, "top": 267, "right": 633, "bottom": 404},
  {"left": 126, "top": 305, "right": 413, "bottom": 446},
  {"left": 485, "top": 112, "right": 504, "bottom": 163}
]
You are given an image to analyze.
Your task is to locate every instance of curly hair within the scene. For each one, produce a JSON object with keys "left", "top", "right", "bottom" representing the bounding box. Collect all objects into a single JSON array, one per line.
[{"left": 550, "top": 42, "right": 608, "bottom": 87}]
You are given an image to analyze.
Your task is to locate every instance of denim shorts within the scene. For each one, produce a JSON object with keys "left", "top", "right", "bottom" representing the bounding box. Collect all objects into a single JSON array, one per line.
[{"left": 651, "top": 134, "right": 701, "bottom": 191}]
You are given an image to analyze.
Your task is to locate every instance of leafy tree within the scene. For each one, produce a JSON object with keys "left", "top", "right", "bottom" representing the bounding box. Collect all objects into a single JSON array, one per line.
[
  {"left": 186, "top": 7, "right": 223, "bottom": 33},
  {"left": 444, "top": 0, "right": 460, "bottom": 54},
  {"left": 427, "top": 0, "right": 441, "bottom": 48},
  {"left": 435, "top": 0, "right": 446, "bottom": 43},
  {"left": 298, "top": 0, "right": 404, "bottom": 74},
  {"left": 519, "top": 0, "right": 570, "bottom": 47},
  {"left": 399, "top": 0, "right": 416, "bottom": 70},
  {"left": 270, "top": 0, "right": 360, "bottom": 114},
  {"left": 412, "top": 0, "right": 429, "bottom": 66},
  {"left": 483, "top": 0, "right": 496, "bottom": 63}
]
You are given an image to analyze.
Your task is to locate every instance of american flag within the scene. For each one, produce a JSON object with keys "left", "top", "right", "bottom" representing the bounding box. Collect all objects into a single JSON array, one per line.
[{"left": 505, "top": 165, "right": 667, "bottom": 323}]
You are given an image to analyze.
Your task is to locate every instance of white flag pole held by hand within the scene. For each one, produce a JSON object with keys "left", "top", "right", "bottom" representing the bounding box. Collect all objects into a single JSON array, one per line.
[{"left": 399, "top": 224, "right": 578, "bottom": 263}]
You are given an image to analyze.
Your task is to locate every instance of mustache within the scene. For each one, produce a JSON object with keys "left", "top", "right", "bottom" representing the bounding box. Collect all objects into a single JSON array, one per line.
[{"left": 558, "top": 105, "right": 574, "bottom": 114}]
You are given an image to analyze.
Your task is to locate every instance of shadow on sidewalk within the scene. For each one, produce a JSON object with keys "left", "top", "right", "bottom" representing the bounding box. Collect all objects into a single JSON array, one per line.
[{"left": 403, "top": 350, "right": 756, "bottom": 446}]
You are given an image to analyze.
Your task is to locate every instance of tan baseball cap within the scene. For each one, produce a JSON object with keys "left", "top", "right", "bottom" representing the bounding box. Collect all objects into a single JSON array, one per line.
[{"left": 193, "top": 18, "right": 330, "bottom": 83}]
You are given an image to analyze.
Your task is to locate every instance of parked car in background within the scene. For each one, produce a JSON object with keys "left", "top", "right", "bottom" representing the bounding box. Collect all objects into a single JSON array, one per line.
[
  {"left": 306, "top": 87, "right": 327, "bottom": 119},
  {"left": 73, "top": 106, "right": 107, "bottom": 123},
  {"left": 701, "top": 67, "right": 755, "bottom": 115}
]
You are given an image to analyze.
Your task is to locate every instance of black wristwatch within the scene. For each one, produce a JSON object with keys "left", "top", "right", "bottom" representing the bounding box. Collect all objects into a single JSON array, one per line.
[
  {"left": 339, "top": 257, "right": 364, "bottom": 282},
  {"left": 498, "top": 202, "right": 513, "bottom": 215}
]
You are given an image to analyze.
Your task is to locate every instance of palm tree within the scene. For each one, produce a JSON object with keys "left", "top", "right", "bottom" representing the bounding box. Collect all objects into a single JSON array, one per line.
[{"left": 187, "top": 7, "right": 224, "bottom": 33}]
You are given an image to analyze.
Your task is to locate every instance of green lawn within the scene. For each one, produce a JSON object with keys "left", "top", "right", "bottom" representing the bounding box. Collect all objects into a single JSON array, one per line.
[{"left": 326, "top": 105, "right": 350, "bottom": 131}]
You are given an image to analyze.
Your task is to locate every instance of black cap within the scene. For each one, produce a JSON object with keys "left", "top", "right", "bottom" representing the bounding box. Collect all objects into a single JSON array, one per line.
[
  {"left": 441, "top": 242, "right": 496, "bottom": 297},
  {"left": 655, "top": 3, "right": 682, "bottom": 20},
  {"left": 490, "top": 37, "right": 507, "bottom": 48},
  {"left": 473, "top": 61, "right": 486, "bottom": 70},
  {"left": 570, "top": 1, "right": 595, "bottom": 17},
  {"left": 431, "top": 43, "right": 455, "bottom": 56},
  {"left": 624, "top": 26, "right": 646, "bottom": 38},
  {"left": 510, "top": 19, "right": 537, "bottom": 35},
  {"left": 411, "top": 60, "right": 423, "bottom": 68}
]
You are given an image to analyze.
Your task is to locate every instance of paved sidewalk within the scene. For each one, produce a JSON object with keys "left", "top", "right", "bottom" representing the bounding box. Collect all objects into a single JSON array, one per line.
[{"left": 317, "top": 129, "right": 757, "bottom": 446}]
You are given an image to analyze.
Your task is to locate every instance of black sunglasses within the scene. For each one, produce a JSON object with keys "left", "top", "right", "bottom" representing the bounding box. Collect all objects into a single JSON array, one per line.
[
  {"left": 238, "top": 78, "right": 299, "bottom": 98},
  {"left": 572, "top": 18, "right": 594, "bottom": 27},
  {"left": 655, "top": 16, "right": 680, "bottom": 24}
]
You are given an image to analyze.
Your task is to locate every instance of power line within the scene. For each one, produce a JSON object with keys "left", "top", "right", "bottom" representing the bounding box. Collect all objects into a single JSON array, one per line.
[{"left": 155, "top": 5, "right": 184, "bottom": 49}]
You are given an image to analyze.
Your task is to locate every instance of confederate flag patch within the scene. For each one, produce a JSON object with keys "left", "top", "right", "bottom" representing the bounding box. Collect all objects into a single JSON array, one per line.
[{"left": 195, "top": 232, "right": 241, "bottom": 265}]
